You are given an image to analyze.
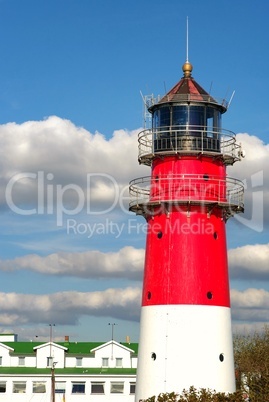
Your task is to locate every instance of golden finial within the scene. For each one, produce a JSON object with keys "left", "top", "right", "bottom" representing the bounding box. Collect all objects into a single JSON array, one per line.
[{"left": 182, "top": 61, "right": 193, "bottom": 78}]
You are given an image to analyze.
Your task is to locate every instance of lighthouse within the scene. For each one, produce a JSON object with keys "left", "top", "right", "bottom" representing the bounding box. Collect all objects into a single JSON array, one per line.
[{"left": 129, "top": 60, "right": 244, "bottom": 400}]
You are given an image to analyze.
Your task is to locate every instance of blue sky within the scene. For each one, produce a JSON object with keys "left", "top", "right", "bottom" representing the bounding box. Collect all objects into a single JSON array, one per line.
[{"left": 0, "top": 0, "right": 269, "bottom": 343}]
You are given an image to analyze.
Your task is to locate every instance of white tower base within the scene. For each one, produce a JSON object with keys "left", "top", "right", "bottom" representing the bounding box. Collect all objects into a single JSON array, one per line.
[{"left": 135, "top": 305, "right": 235, "bottom": 402}]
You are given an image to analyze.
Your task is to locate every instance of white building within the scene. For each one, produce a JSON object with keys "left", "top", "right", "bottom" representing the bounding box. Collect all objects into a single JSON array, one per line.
[{"left": 0, "top": 334, "right": 137, "bottom": 401}]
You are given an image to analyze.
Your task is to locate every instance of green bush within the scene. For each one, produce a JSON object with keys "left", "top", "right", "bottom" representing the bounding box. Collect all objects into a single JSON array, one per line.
[{"left": 143, "top": 387, "right": 243, "bottom": 402}]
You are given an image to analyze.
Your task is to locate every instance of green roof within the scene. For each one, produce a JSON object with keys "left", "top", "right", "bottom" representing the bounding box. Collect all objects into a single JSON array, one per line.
[
  {"left": 3, "top": 342, "right": 40, "bottom": 354},
  {"left": 120, "top": 343, "right": 138, "bottom": 354},
  {"left": 2, "top": 341, "right": 138, "bottom": 355}
]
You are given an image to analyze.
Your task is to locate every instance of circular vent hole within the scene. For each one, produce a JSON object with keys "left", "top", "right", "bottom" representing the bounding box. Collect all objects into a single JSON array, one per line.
[
  {"left": 207, "top": 291, "right": 213, "bottom": 299},
  {"left": 157, "top": 231, "right": 163, "bottom": 239},
  {"left": 219, "top": 353, "right": 224, "bottom": 362}
]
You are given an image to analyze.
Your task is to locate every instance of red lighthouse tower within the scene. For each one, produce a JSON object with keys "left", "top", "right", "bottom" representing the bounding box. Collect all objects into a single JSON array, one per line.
[{"left": 130, "top": 60, "right": 244, "bottom": 400}]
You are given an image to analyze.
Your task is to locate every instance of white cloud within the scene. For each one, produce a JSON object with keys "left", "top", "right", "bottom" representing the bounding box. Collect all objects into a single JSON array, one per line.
[
  {"left": 229, "top": 133, "right": 269, "bottom": 228},
  {"left": 229, "top": 243, "right": 269, "bottom": 280},
  {"left": 0, "top": 120, "right": 268, "bottom": 230},
  {"left": 0, "top": 287, "right": 141, "bottom": 326},
  {"left": 0, "top": 286, "right": 269, "bottom": 332},
  {"left": 231, "top": 288, "right": 269, "bottom": 326},
  {"left": 235, "top": 133, "right": 269, "bottom": 163},
  {"left": 231, "top": 288, "right": 269, "bottom": 308},
  {"left": 0, "top": 246, "right": 144, "bottom": 280},
  {"left": 0, "top": 116, "right": 148, "bottom": 214},
  {"left": 2, "top": 240, "right": 269, "bottom": 283}
]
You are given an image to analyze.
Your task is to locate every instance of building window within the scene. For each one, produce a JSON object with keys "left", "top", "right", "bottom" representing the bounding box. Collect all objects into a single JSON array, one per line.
[
  {"left": 76, "top": 357, "right": 82, "bottom": 367},
  {"left": 110, "top": 382, "right": 124, "bottom": 394},
  {"left": 91, "top": 382, "right": 105, "bottom": 394},
  {"left": 102, "top": 357, "right": 109, "bottom": 367},
  {"left": 13, "top": 381, "right": 26, "bottom": 393},
  {"left": 33, "top": 382, "right": 46, "bottom": 393},
  {"left": 116, "top": 357, "right": 123, "bottom": 367},
  {"left": 130, "top": 382, "right": 136, "bottom": 394},
  {"left": 55, "top": 381, "right": 66, "bottom": 394},
  {"left": 0, "top": 382, "right": 6, "bottom": 393},
  {"left": 71, "top": 382, "right": 85, "bottom": 394},
  {"left": 18, "top": 357, "right": 25, "bottom": 366}
]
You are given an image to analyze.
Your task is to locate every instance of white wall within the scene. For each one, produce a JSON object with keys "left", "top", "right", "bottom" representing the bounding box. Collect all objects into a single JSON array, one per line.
[
  {"left": 0, "top": 374, "right": 136, "bottom": 402},
  {"left": 35, "top": 343, "right": 66, "bottom": 368}
]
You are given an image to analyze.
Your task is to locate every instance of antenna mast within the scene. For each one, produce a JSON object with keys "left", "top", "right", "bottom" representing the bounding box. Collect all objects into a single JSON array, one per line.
[{"left": 186, "top": 16, "right": 189, "bottom": 62}]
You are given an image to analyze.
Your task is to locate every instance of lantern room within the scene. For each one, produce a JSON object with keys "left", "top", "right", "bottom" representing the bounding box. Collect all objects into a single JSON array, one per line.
[{"left": 148, "top": 62, "right": 227, "bottom": 154}]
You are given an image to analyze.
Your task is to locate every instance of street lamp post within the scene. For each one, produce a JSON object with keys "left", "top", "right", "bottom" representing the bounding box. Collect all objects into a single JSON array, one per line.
[
  {"left": 108, "top": 323, "right": 116, "bottom": 341},
  {"left": 49, "top": 324, "right": 55, "bottom": 359},
  {"left": 51, "top": 362, "right": 55, "bottom": 402},
  {"left": 108, "top": 323, "right": 117, "bottom": 360},
  {"left": 49, "top": 324, "right": 56, "bottom": 402}
]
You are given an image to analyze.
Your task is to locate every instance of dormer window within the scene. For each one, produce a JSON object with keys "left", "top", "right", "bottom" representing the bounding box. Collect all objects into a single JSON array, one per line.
[
  {"left": 47, "top": 357, "right": 53, "bottom": 367},
  {"left": 102, "top": 357, "right": 109, "bottom": 367},
  {"left": 116, "top": 358, "right": 123, "bottom": 368},
  {"left": 76, "top": 357, "right": 82, "bottom": 367},
  {"left": 18, "top": 357, "right": 25, "bottom": 366}
]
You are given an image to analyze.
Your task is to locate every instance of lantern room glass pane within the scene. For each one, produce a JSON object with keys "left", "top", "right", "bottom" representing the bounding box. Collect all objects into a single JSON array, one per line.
[
  {"left": 153, "top": 106, "right": 170, "bottom": 128},
  {"left": 188, "top": 106, "right": 205, "bottom": 127},
  {"left": 172, "top": 105, "right": 205, "bottom": 128},
  {"left": 206, "top": 107, "right": 221, "bottom": 136},
  {"left": 172, "top": 106, "right": 188, "bottom": 126}
]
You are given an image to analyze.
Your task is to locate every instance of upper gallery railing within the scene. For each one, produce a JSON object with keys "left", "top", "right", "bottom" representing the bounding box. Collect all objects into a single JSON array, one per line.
[{"left": 138, "top": 126, "right": 242, "bottom": 165}]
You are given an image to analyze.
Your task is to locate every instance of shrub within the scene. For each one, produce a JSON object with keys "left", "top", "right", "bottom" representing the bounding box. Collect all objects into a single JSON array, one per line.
[{"left": 143, "top": 387, "right": 244, "bottom": 402}]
